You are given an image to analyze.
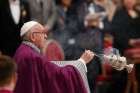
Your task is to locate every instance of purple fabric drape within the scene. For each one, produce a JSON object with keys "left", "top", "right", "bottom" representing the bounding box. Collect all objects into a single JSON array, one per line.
[{"left": 13, "top": 44, "right": 87, "bottom": 93}]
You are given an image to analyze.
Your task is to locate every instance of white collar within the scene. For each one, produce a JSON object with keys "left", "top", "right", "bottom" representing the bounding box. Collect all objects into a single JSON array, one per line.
[{"left": 22, "top": 41, "right": 41, "bottom": 54}]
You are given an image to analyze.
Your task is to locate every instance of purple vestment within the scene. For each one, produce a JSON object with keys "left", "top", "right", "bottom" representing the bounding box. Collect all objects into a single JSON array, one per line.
[
  {"left": 13, "top": 43, "right": 87, "bottom": 93},
  {"left": 0, "top": 90, "right": 13, "bottom": 93}
]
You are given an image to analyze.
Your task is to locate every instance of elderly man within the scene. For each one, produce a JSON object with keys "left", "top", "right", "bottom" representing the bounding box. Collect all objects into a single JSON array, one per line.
[
  {"left": 0, "top": 55, "right": 17, "bottom": 93},
  {"left": 13, "top": 21, "right": 94, "bottom": 93}
]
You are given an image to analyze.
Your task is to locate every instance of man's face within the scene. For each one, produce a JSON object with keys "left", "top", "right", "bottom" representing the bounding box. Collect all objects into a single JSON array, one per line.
[
  {"left": 124, "top": 0, "right": 136, "bottom": 9},
  {"left": 62, "top": 0, "right": 72, "bottom": 7},
  {"left": 31, "top": 24, "right": 47, "bottom": 49}
]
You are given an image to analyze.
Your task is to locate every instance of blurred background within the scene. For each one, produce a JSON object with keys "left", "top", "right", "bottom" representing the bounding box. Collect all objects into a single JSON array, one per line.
[{"left": 0, "top": 0, "right": 140, "bottom": 93}]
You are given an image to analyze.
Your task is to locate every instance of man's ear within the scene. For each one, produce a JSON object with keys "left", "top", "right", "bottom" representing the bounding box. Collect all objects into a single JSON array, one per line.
[
  {"left": 11, "top": 73, "right": 17, "bottom": 88},
  {"left": 13, "top": 73, "right": 17, "bottom": 84},
  {"left": 30, "top": 33, "right": 36, "bottom": 42}
]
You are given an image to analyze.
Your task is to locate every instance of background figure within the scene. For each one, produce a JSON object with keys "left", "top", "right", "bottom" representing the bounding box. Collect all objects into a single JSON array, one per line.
[
  {"left": 51, "top": 0, "right": 82, "bottom": 60},
  {"left": 75, "top": 0, "right": 109, "bottom": 92},
  {"left": 27, "top": 0, "right": 56, "bottom": 30},
  {"left": 110, "top": 0, "right": 140, "bottom": 92},
  {"left": 105, "top": 0, "right": 121, "bottom": 22},
  {"left": 0, "top": 55, "right": 17, "bottom": 93},
  {"left": 0, "top": 0, "right": 30, "bottom": 57}
]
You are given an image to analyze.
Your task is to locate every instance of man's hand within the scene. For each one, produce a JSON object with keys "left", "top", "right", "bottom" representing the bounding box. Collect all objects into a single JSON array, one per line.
[
  {"left": 128, "top": 10, "right": 138, "bottom": 18},
  {"left": 80, "top": 50, "right": 95, "bottom": 64}
]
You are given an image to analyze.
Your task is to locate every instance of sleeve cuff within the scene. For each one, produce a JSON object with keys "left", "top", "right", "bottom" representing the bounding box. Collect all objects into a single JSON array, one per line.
[{"left": 78, "top": 58, "right": 87, "bottom": 72}]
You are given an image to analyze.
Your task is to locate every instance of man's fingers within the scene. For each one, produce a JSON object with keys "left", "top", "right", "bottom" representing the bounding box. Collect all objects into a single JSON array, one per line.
[
  {"left": 84, "top": 50, "right": 95, "bottom": 60},
  {"left": 80, "top": 50, "right": 95, "bottom": 64}
]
